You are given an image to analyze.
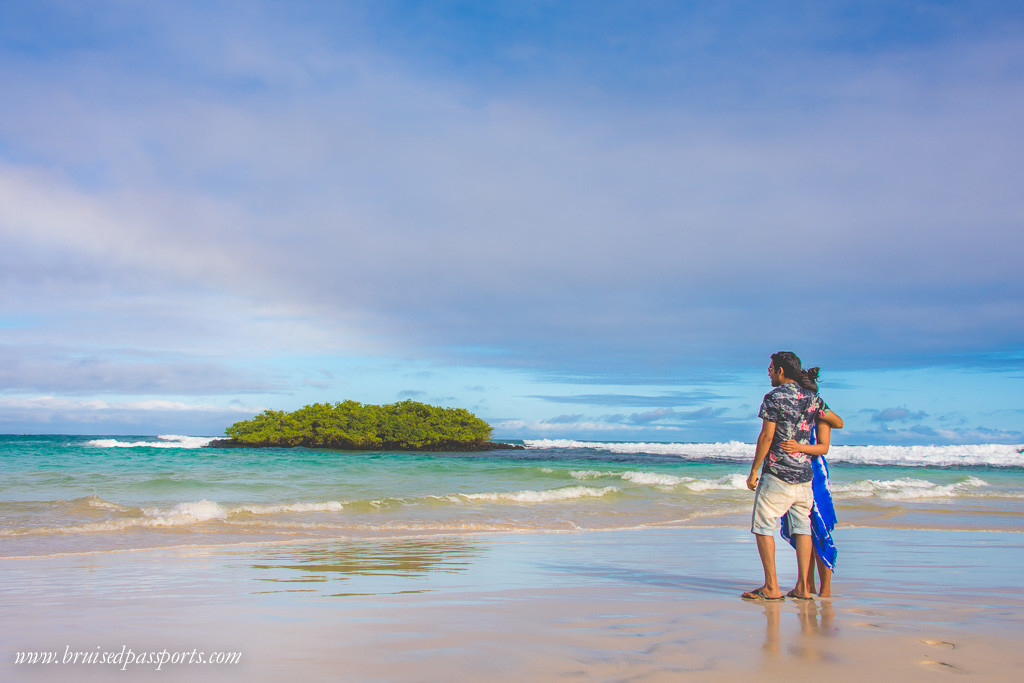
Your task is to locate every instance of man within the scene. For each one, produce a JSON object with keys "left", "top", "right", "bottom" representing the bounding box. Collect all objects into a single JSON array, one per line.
[{"left": 742, "top": 351, "right": 831, "bottom": 601}]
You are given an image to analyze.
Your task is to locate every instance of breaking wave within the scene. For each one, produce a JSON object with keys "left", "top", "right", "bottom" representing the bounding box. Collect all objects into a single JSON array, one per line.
[
  {"left": 524, "top": 440, "right": 1024, "bottom": 468},
  {"left": 832, "top": 476, "right": 995, "bottom": 500},
  {"left": 457, "top": 486, "right": 620, "bottom": 503},
  {"left": 86, "top": 435, "right": 218, "bottom": 449},
  {"left": 567, "top": 470, "right": 747, "bottom": 491}
]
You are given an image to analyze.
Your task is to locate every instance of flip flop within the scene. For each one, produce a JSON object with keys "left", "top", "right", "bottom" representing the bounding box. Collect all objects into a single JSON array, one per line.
[
  {"left": 741, "top": 588, "right": 784, "bottom": 601},
  {"left": 786, "top": 590, "right": 814, "bottom": 600}
]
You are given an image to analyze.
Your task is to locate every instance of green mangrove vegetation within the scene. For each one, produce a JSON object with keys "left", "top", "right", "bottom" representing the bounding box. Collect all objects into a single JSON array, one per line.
[{"left": 222, "top": 400, "right": 495, "bottom": 451}]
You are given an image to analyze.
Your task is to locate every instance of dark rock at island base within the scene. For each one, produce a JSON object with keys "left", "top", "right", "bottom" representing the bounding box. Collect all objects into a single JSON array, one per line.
[
  {"left": 466, "top": 441, "right": 527, "bottom": 452},
  {"left": 204, "top": 439, "right": 525, "bottom": 452},
  {"left": 205, "top": 439, "right": 248, "bottom": 449}
]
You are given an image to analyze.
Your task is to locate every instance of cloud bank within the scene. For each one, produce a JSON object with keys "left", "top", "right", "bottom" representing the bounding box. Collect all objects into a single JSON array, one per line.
[{"left": 1, "top": 1, "right": 1022, "bottom": 441}]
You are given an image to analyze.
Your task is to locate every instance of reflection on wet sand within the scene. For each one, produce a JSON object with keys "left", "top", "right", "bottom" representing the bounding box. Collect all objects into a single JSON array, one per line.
[
  {"left": 760, "top": 599, "right": 837, "bottom": 662},
  {"left": 761, "top": 602, "right": 781, "bottom": 655},
  {"left": 249, "top": 538, "right": 482, "bottom": 597}
]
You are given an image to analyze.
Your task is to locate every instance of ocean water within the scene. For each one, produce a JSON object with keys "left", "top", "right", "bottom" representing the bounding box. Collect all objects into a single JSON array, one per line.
[{"left": 2, "top": 434, "right": 1023, "bottom": 558}]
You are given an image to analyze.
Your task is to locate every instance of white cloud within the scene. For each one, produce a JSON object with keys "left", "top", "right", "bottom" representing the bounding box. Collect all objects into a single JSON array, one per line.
[
  {"left": 0, "top": 396, "right": 260, "bottom": 413},
  {"left": 0, "top": 395, "right": 265, "bottom": 435}
]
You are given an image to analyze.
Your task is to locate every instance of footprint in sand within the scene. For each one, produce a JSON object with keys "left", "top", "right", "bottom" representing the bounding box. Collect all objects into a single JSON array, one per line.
[
  {"left": 921, "top": 639, "right": 956, "bottom": 650},
  {"left": 920, "top": 659, "right": 964, "bottom": 673},
  {"left": 852, "top": 622, "right": 883, "bottom": 630}
]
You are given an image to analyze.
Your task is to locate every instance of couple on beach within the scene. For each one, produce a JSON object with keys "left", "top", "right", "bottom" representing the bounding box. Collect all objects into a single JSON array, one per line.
[{"left": 743, "top": 351, "right": 843, "bottom": 602}]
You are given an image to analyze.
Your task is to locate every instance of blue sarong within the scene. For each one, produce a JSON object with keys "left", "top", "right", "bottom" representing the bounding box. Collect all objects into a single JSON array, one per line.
[{"left": 781, "top": 454, "right": 838, "bottom": 572}]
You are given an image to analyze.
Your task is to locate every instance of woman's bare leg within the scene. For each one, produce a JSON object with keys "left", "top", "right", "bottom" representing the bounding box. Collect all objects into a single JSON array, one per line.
[
  {"left": 806, "top": 550, "right": 818, "bottom": 595},
  {"left": 815, "top": 554, "right": 832, "bottom": 597}
]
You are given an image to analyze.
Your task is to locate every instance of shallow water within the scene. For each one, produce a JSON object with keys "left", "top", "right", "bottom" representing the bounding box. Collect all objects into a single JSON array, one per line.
[{"left": 3, "top": 435, "right": 1023, "bottom": 557}]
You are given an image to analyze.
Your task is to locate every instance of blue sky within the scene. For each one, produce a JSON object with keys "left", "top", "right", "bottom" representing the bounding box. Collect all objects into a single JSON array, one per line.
[{"left": 1, "top": 1, "right": 1022, "bottom": 445}]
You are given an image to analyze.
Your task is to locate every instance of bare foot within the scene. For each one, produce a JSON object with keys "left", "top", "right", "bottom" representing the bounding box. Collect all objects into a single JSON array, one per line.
[{"left": 786, "top": 588, "right": 814, "bottom": 600}]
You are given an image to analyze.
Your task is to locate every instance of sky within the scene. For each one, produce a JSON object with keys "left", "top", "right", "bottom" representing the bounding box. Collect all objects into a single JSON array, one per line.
[{"left": 1, "top": 0, "right": 1022, "bottom": 445}]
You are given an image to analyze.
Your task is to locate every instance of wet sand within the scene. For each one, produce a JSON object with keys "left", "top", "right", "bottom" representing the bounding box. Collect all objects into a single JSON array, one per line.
[{"left": 3, "top": 527, "right": 1023, "bottom": 681}]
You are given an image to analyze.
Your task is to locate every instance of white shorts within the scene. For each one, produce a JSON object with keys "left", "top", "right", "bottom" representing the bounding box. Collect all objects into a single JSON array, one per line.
[{"left": 751, "top": 472, "right": 813, "bottom": 536}]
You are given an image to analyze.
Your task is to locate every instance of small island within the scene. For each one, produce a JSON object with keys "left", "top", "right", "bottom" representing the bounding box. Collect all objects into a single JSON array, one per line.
[{"left": 209, "top": 399, "right": 523, "bottom": 451}]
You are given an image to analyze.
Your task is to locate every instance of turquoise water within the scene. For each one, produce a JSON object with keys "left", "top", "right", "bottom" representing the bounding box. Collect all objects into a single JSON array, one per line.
[{"left": 3, "top": 435, "right": 1023, "bottom": 558}]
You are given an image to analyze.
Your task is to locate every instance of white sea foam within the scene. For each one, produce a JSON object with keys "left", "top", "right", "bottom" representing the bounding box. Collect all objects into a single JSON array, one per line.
[
  {"left": 137, "top": 499, "right": 350, "bottom": 527},
  {"left": 1, "top": 498, "right": 351, "bottom": 538},
  {"left": 526, "top": 439, "right": 753, "bottom": 459},
  {"left": 829, "top": 445, "right": 1023, "bottom": 468},
  {"left": 682, "top": 474, "right": 749, "bottom": 492},
  {"left": 460, "top": 486, "right": 619, "bottom": 503},
  {"left": 620, "top": 471, "right": 686, "bottom": 486},
  {"left": 568, "top": 469, "right": 745, "bottom": 490},
  {"left": 524, "top": 439, "right": 1024, "bottom": 467},
  {"left": 141, "top": 500, "right": 229, "bottom": 525},
  {"left": 569, "top": 469, "right": 618, "bottom": 480},
  {"left": 86, "top": 435, "right": 218, "bottom": 449},
  {"left": 231, "top": 501, "right": 345, "bottom": 515},
  {"left": 833, "top": 476, "right": 990, "bottom": 500}
]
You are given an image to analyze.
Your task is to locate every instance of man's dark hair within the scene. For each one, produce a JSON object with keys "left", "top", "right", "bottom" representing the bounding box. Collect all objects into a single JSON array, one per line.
[{"left": 771, "top": 351, "right": 820, "bottom": 392}]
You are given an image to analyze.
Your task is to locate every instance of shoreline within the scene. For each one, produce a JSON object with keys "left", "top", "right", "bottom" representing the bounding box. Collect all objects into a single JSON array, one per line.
[
  {"left": 4, "top": 526, "right": 1023, "bottom": 680},
  {"left": 6, "top": 518, "right": 1024, "bottom": 562},
  {"left": 6, "top": 504, "right": 1024, "bottom": 560}
]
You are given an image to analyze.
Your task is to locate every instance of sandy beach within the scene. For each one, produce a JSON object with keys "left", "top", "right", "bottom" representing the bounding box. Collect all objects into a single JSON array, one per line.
[
  {"left": 4, "top": 526, "right": 1023, "bottom": 681},
  {"left": 5, "top": 1, "right": 1024, "bottom": 679}
]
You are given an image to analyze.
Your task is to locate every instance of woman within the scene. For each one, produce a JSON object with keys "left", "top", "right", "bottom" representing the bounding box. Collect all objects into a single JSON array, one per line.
[{"left": 780, "top": 366, "right": 842, "bottom": 598}]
